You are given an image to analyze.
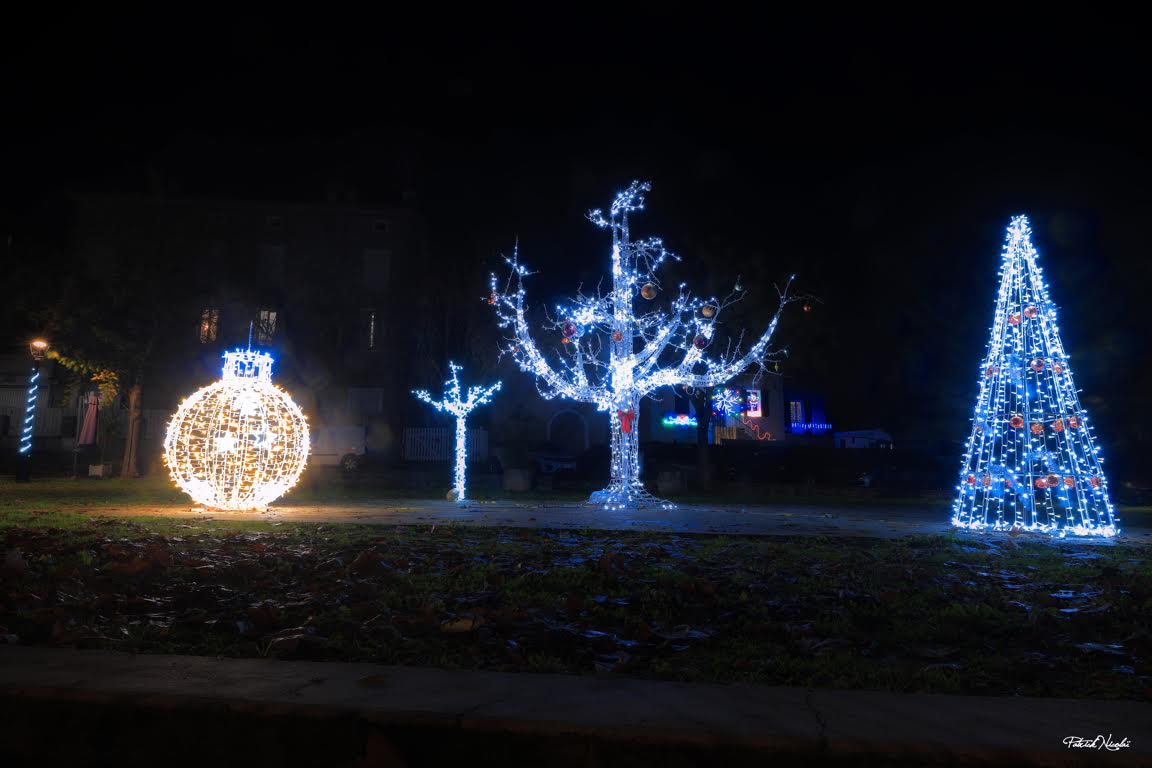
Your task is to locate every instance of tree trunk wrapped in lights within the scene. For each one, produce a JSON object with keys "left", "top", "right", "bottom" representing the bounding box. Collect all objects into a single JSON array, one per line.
[
  {"left": 952, "top": 216, "right": 1117, "bottom": 537},
  {"left": 414, "top": 363, "right": 501, "bottom": 504},
  {"left": 491, "top": 181, "right": 796, "bottom": 509}
]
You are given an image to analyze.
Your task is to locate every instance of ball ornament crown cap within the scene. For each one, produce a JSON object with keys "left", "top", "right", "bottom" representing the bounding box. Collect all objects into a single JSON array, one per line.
[{"left": 223, "top": 349, "right": 275, "bottom": 382}]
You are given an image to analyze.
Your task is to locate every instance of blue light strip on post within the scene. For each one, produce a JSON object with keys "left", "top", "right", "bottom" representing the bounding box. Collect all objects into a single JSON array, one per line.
[{"left": 19, "top": 368, "right": 39, "bottom": 454}]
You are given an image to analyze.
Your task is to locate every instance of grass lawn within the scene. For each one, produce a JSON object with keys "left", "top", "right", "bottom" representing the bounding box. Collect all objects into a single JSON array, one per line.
[
  {"left": 4, "top": 477, "right": 1149, "bottom": 524},
  {"left": 1, "top": 505, "right": 1149, "bottom": 700}
]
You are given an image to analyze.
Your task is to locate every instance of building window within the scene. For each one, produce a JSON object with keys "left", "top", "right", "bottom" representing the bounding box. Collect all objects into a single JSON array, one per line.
[
  {"left": 362, "top": 308, "right": 377, "bottom": 349},
  {"left": 371, "top": 218, "right": 390, "bottom": 234},
  {"left": 199, "top": 308, "right": 219, "bottom": 343},
  {"left": 266, "top": 215, "right": 283, "bottom": 231},
  {"left": 261, "top": 244, "right": 285, "bottom": 279},
  {"left": 789, "top": 400, "right": 804, "bottom": 423},
  {"left": 363, "top": 248, "right": 392, "bottom": 291},
  {"left": 256, "top": 309, "right": 278, "bottom": 344}
]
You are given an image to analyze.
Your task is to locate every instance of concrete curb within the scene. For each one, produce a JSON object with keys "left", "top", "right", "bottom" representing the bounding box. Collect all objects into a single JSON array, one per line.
[{"left": 1, "top": 647, "right": 1148, "bottom": 766}]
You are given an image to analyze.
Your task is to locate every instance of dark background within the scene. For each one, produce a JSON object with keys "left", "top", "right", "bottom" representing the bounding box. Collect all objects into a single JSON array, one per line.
[{"left": 4, "top": 22, "right": 1149, "bottom": 484}]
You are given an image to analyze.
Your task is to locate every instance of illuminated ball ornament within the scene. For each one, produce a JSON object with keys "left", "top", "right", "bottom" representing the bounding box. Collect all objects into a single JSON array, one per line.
[
  {"left": 164, "top": 350, "right": 310, "bottom": 510},
  {"left": 1009, "top": 414, "right": 1025, "bottom": 429},
  {"left": 640, "top": 283, "right": 657, "bottom": 300}
]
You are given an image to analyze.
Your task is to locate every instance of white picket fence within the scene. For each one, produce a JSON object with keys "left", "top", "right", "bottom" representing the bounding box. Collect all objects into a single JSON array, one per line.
[{"left": 402, "top": 427, "right": 488, "bottom": 462}]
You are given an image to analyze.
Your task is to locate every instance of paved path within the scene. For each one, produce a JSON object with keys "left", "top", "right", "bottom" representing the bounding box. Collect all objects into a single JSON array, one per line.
[
  {"left": 93, "top": 498, "right": 1152, "bottom": 543},
  {"left": 2, "top": 647, "right": 1147, "bottom": 766}
]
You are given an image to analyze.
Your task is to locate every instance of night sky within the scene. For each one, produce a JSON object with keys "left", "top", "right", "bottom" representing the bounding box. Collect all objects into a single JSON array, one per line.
[{"left": 5, "top": 24, "right": 1150, "bottom": 482}]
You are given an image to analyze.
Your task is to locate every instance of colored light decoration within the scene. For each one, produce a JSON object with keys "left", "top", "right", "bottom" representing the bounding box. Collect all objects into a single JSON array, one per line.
[
  {"left": 413, "top": 362, "right": 501, "bottom": 505},
  {"left": 952, "top": 216, "right": 1117, "bottom": 537},
  {"left": 164, "top": 349, "right": 310, "bottom": 510},
  {"left": 712, "top": 388, "right": 743, "bottom": 416},
  {"left": 491, "top": 181, "right": 796, "bottom": 508},
  {"left": 662, "top": 413, "right": 698, "bottom": 428}
]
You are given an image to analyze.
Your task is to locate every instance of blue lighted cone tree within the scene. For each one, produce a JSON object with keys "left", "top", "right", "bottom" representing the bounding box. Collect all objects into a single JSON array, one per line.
[
  {"left": 953, "top": 216, "right": 1117, "bottom": 537},
  {"left": 491, "top": 181, "right": 796, "bottom": 509},
  {"left": 414, "top": 363, "right": 501, "bottom": 504}
]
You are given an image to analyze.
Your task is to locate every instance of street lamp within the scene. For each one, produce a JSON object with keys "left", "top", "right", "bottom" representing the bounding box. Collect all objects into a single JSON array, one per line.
[{"left": 16, "top": 338, "right": 49, "bottom": 481}]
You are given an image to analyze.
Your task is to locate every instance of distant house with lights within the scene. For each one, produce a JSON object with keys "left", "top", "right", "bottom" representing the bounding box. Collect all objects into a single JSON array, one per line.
[
  {"left": 782, "top": 386, "right": 833, "bottom": 446},
  {"left": 648, "top": 373, "right": 787, "bottom": 445}
]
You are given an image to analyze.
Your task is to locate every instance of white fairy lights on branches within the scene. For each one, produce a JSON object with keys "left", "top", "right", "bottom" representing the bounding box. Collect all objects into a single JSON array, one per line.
[
  {"left": 414, "top": 362, "right": 501, "bottom": 504},
  {"left": 164, "top": 349, "right": 310, "bottom": 510},
  {"left": 490, "top": 181, "right": 797, "bottom": 508},
  {"left": 953, "top": 216, "right": 1116, "bottom": 537}
]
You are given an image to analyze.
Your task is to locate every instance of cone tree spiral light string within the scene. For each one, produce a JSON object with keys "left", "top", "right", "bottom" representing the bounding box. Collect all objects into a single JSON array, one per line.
[
  {"left": 164, "top": 350, "right": 310, "bottom": 510},
  {"left": 952, "top": 216, "right": 1117, "bottom": 537},
  {"left": 491, "top": 181, "right": 796, "bottom": 508},
  {"left": 413, "top": 363, "right": 501, "bottom": 504}
]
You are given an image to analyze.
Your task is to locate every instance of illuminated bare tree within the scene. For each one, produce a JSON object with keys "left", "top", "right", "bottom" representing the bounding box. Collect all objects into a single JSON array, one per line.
[{"left": 491, "top": 181, "right": 796, "bottom": 508}]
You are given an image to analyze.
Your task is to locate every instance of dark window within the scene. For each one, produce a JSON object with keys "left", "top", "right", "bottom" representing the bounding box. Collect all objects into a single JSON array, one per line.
[
  {"left": 199, "top": 308, "right": 219, "bottom": 343},
  {"left": 256, "top": 309, "right": 278, "bottom": 344},
  {"left": 789, "top": 400, "right": 804, "bottom": 423},
  {"left": 363, "top": 249, "right": 391, "bottom": 291},
  {"left": 266, "top": 215, "right": 283, "bottom": 231},
  {"left": 371, "top": 218, "right": 390, "bottom": 233},
  {"left": 261, "top": 244, "right": 285, "bottom": 278}
]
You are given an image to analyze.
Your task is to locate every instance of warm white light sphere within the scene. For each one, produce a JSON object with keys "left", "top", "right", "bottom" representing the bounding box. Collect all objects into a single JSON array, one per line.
[{"left": 164, "top": 350, "right": 310, "bottom": 510}]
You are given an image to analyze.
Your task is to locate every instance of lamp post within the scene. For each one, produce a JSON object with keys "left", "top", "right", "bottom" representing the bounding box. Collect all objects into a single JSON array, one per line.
[{"left": 16, "top": 339, "right": 49, "bottom": 482}]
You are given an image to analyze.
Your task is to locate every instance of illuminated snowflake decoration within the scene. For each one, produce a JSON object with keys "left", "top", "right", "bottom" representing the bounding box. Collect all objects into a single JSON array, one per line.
[
  {"left": 953, "top": 216, "right": 1116, "bottom": 537},
  {"left": 491, "top": 181, "right": 796, "bottom": 508},
  {"left": 164, "top": 350, "right": 310, "bottom": 510},
  {"left": 414, "top": 362, "right": 501, "bottom": 505},
  {"left": 712, "top": 388, "right": 743, "bottom": 416}
]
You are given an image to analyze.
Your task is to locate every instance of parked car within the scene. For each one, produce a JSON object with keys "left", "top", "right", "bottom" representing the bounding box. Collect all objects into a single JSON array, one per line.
[{"left": 309, "top": 426, "right": 366, "bottom": 472}]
